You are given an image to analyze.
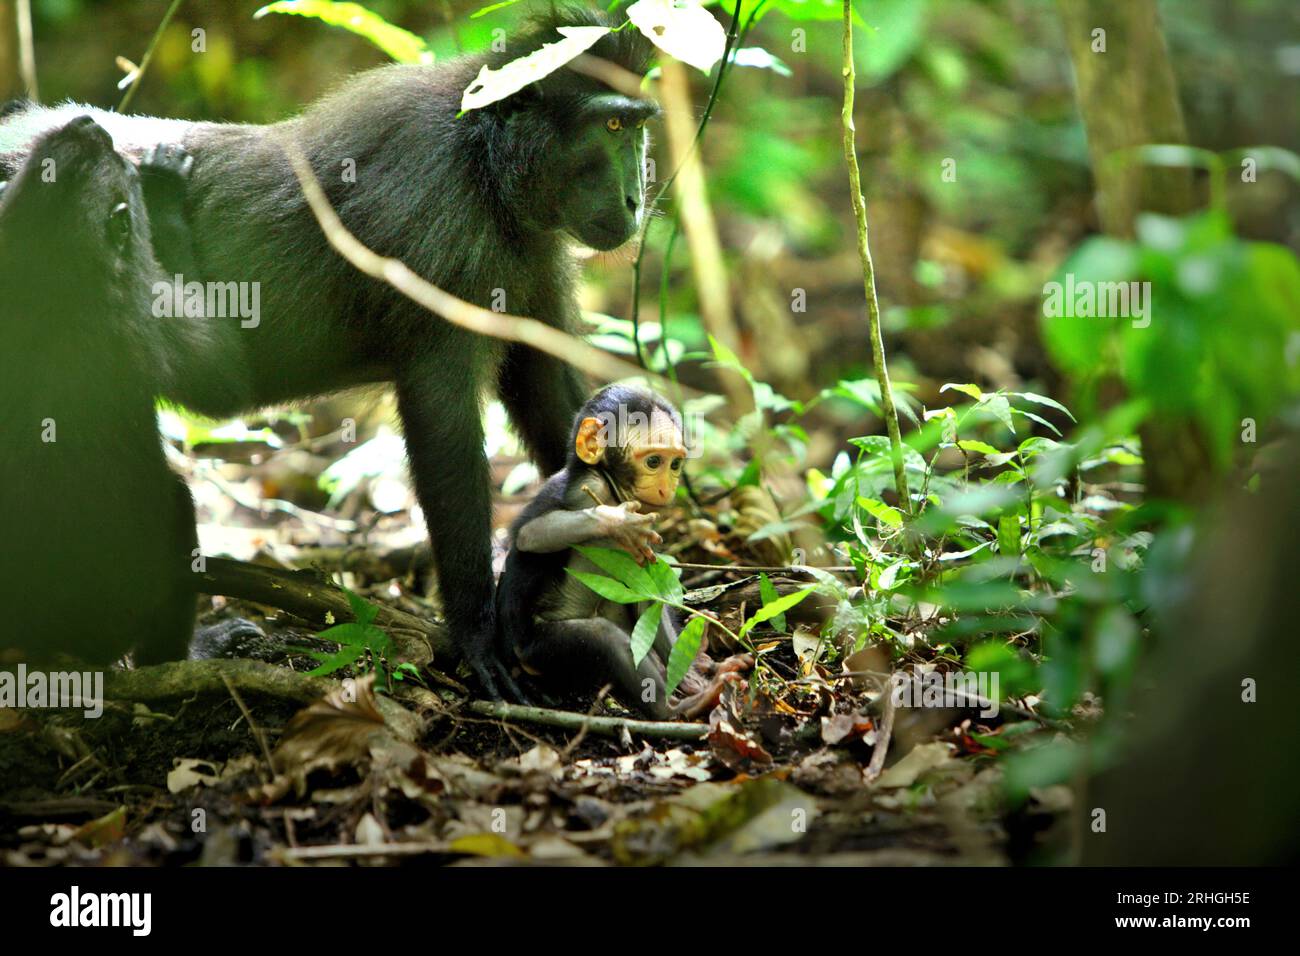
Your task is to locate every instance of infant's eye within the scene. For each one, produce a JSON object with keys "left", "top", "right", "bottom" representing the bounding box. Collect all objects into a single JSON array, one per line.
[
  {"left": 606, "top": 116, "right": 623, "bottom": 132},
  {"left": 645, "top": 455, "right": 662, "bottom": 469},
  {"left": 670, "top": 458, "right": 683, "bottom": 472}
]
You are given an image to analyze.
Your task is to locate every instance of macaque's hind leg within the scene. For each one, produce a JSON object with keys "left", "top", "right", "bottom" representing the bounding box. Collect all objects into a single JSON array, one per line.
[
  {"left": 134, "top": 475, "right": 202, "bottom": 666},
  {"left": 523, "top": 619, "right": 672, "bottom": 719}
]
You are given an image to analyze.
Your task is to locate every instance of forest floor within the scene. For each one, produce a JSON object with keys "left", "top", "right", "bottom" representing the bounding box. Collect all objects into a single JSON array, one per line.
[{"left": 0, "top": 447, "right": 1077, "bottom": 866}]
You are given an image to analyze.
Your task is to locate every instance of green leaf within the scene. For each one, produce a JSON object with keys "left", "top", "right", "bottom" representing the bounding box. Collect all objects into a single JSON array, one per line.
[
  {"left": 707, "top": 334, "right": 754, "bottom": 383},
  {"left": 1227, "top": 146, "right": 1300, "bottom": 183},
  {"left": 731, "top": 46, "right": 793, "bottom": 76},
  {"left": 965, "top": 641, "right": 1036, "bottom": 698},
  {"left": 1012, "top": 408, "right": 1062, "bottom": 437},
  {"left": 460, "top": 25, "right": 611, "bottom": 112},
  {"left": 1132, "top": 143, "right": 1220, "bottom": 172},
  {"left": 342, "top": 587, "right": 379, "bottom": 627},
  {"left": 979, "top": 394, "right": 1016, "bottom": 433},
  {"left": 469, "top": 0, "right": 523, "bottom": 18},
  {"left": 857, "top": 496, "right": 904, "bottom": 527},
  {"left": 665, "top": 616, "right": 707, "bottom": 696},
  {"left": 850, "top": 0, "right": 927, "bottom": 80},
  {"left": 566, "top": 570, "right": 644, "bottom": 604},
  {"left": 308, "top": 611, "right": 397, "bottom": 671},
  {"left": 645, "top": 557, "right": 685, "bottom": 604},
  {"left": 1092, "top": 607, "right": 1140, "bottom": 678},
  {"left": 630, "top": 603, "right": 663, "bottom": 667},
  {"left": 628, "top": 0, "right": 727, "bottom": 73},
  {"left": 739, "top": 586, "right": 815, "bottom": 639},
  {"left": 301, "top": 643, "right": 365, "bottom": 677},
  {"left": 876, "top": 559, "right": 906, "bottom": 590},
  {"left": 848, "top": 435, "right": 928, "bottom": 473},
  {"left": 718, "top": 0, "right": 855, "bottom": 25},
  {"left": 758, "top": 573, "right": 787, "bottom": 632},
  {"left": 254, "top": 2, "right": 432, "bottom": 64},
  {"left": 941, "top": 382, "right": 983, "bottom": 401},
  {"left": 1015, "top": 391, "right": 1076, "bottom": 422},
  {"left": 799, "top": 564, "right": 850, "bottom": 601},
  {"left": 956, "top": 439, "right": 1000, "bottom": 456},
  {"left": 573, "top": 546, "right": 655, "bottom": 597},
  {"left": 997, "top": 514, "right": 1021, "bottom": 557},
  {"left": 1018, "top": 436, "right": 1062, "bottom": 459}
]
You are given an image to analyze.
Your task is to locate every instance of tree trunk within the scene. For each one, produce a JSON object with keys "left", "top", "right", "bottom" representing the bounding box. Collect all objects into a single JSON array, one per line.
[{"left": 1057, "top": 0, "right": 1213, "bottom": 501}]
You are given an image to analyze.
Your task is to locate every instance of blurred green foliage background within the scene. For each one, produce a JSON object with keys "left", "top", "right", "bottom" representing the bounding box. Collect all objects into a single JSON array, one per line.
[{"left": 7, "top": 0, "right": 1294, "bottom": 420}]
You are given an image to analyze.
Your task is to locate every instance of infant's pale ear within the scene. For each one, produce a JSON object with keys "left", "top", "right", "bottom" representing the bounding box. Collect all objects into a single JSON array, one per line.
[{"left": 575, "top": 416, "right": 606, "bottom": 465}]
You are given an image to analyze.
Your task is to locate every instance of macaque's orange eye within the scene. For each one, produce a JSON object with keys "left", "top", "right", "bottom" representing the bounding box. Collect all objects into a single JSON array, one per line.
[
  {"left": 606, "top": 117, "right": 623, "bottom": 132},
  {"left": 645, "top": 454, "right": 662, "bottom": 469}
]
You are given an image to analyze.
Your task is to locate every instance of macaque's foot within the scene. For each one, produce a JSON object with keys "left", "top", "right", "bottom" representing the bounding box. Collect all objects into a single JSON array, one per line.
[
  {"left": 677, "top": 666, "right": 711, "bottom": 697},
  {"left": 678, "top": 647, "right": 748, "bottom": 695},
  {"left": 714, "top": 653, "right": 754, "bottom": 676},
  {"left": 465, "top": 637, "right": 532, "bottom": 704},
  {"left": 187, "top": 617, "right": 266, "bottom": 660},
  {"left": 140, "top": 142, "right": 194, "bottom": 181},
  {"left": 671, "top": 653, "right": 754, "bottom": 719},
  {"left": 693, "top": 657, "right": 719, "bottom": 678}
]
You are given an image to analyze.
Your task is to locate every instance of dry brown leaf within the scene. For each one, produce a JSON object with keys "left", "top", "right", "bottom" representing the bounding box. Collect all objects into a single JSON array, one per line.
[
  {"left": 820, "top": 712, "right": 874, "bottom": 746},
  {"left": 272, "top": 674, "right": 386, "bottom": 775}
]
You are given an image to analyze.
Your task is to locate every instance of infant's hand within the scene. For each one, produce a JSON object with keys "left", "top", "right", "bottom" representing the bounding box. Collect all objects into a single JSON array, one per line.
[{"left": 594, "top": 501, "right": 661, "bottom": 565}]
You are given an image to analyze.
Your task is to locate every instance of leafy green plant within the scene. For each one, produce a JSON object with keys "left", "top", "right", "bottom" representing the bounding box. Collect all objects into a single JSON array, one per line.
[
  {"left": 290, "top": 588, "right": 400, "bottom": 688},
  {"left": 1043, "top": 209, "right": 1300, "bottom": 472},
  {"left": 569, "top": 546, "right": 814, "bottom": 694},
  {"left": 254, "top": 1, "right": 433, "bottom": 63}
]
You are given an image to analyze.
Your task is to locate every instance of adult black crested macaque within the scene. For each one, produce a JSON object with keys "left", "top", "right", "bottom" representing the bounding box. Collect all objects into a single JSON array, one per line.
[
  {"left": 0, "top": 117, "right": 199, "bottom": 663},
  {"left": 497, "top": 385, "right": 753, "bottom": 719},
  {"left": 0, "top": 8, "right": 659, "bottom": 696}
]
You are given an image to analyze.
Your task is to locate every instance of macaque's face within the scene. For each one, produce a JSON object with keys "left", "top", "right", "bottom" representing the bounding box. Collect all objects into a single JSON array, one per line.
[
  {"left": 624, "top": 410, "right": 687, "bottom": 507},
  {"left": 575, "top": 404, "right": 687, "bottom": 507}
]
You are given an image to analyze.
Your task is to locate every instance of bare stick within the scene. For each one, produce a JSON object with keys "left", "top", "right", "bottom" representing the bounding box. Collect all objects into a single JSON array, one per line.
[
  {"left": 659, "top": 57, "right": 749, "bottom": 417},
  {"left": 864, "top": 676, "right": 896, "bottom": 783},
  {"left": 468, "top": 700, "right": 708, "bottom": 741},
  {"left": 219, "top": 673, "right": 275, "bottom": 777},
  {"left": 117, "top": 0, "right": 182, "bottom": 113},
  {"left": 674, "top": 562, "right": 855, "bottom": 574},
  {"left": 282, "top": 142, "right": 698, "bottom": 399},
  {"left": 15, "top": 0, "right": 36, "bottom": 100},
  {"left": 840, "top": 0, "right": 910, "bottom": 512},
  {"left": 277, "top": 842, "right": 451, "bottom": 862},
  {"left": 568, "top": 53, "right": 654, "bottom": 103}
]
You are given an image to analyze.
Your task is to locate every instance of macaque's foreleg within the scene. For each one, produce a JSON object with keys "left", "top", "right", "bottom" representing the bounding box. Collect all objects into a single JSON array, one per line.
[{"left": 515, "top": 497, "right": 660, "bottom": 564}]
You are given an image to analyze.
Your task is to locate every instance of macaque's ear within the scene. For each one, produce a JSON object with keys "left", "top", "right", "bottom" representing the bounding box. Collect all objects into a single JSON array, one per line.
[{"left": 575, "top": 416, "right": 606, "bottom": 465}]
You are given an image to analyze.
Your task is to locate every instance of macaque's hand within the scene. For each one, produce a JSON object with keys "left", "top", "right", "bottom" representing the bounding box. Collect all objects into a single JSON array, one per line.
[{"left": 594, "top": 501, "right": 661, "bottom": 565}]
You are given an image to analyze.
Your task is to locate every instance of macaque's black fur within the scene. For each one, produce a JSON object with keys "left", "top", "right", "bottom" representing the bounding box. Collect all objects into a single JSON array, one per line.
[
  {"left": 0, "top": 98, "right": 28, "bottom": 122},
  {"left": 0, "top": 7, "right": 656, "bottom": 696},
  {"left": 0, "top": 117, "right": 197, "bottom": 663},
  {"left": 496, "top": 385, "right": 682, "bottom": 710}
]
